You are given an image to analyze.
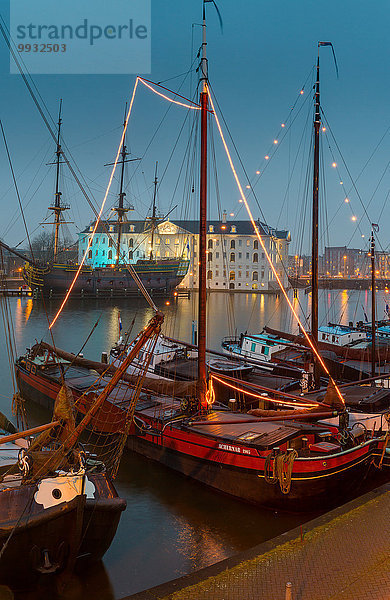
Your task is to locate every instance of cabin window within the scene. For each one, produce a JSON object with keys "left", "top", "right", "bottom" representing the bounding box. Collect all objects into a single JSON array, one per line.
[
  {"left": 230, "top": 240, "right": 235, "bottom": 249},
  {"left": 254, "top": 240, "right": 259, "bottom": 249},
  {"left": 208, "top": 239, "right": 213, "bottom": 249},
  {"left": 230, "top": 252, "right": 235, "bottom": 262},
  {"left": 322, "top": 334, "right": 325, "bottom": 340},
  {"left": 264, "top": 346, "right": 269, "bottom": 356},
  {"left": 253, "top": 253, "right": 258, "bottom": 263},
  {"left": 251, "top": 343, "right": 256, "bottom": 352}
]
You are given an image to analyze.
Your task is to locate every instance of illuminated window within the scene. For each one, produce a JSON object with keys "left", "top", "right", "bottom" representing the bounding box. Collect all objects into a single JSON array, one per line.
[
  {"left": 156, "top": 237, "right": 160, "bottom": 245},
  {"left": 165, "top": 238, "right": 170, "bottom": 245},
  {"left": 230, "top": 252, "right": 235, "bottom": 262},
  {"left": 231, "top": 225, "right": 236, "bottom": 233},
  {"left": 229, "top": 271, "right": 235, "bottom": 281},
  {"left": 129, "top": 224, "right": 135, "bottom": 232},
  {"left": 209, "top": 225, "right": 214, "bottom": 232},
  {"left": 207, "top": 270, "right": 213, "bottom": 280}
]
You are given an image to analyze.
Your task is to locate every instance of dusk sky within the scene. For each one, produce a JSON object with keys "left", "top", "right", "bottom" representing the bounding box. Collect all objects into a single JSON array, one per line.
[{"left": 1, "top": 0, "right": 390, "bottom": 256}]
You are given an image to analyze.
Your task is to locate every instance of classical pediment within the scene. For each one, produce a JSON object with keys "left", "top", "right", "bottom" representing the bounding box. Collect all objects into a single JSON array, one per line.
[{"left": 157, "top": 221, "right": 191, "bottom": 235}]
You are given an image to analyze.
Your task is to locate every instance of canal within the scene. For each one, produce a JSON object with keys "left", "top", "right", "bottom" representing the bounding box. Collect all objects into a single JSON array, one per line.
[{"left": 0, "top": 288, "right": 376, "bottom": 598}]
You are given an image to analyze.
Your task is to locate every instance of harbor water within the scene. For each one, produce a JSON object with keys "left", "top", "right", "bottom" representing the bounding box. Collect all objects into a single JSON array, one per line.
[{"left": 0, "top": 288, "right": 377, "bottom": 599}]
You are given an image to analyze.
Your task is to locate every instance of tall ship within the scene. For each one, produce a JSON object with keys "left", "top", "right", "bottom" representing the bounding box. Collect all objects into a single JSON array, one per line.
[{"left": 22, "top": 106, "right": 189, "bottom": 297}]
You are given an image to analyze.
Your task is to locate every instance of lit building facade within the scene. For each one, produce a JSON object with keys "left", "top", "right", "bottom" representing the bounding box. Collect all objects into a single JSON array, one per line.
[{"left": 78, "top": 215, "right": 291, "bottom": 291}]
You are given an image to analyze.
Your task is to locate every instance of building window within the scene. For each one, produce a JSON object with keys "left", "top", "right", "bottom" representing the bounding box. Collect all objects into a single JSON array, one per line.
[
  {"left": 102, "top": 238, "right": 106, "bottom": 244},
  {"left": 261, "top": 270, "right": 265, "bottom": 279},
  {"left": 230, "top": 240, "right": 235, "bottom": 249},
  {"left": 129, "top": 251, "right": 133, "bottom": 260},
  {"left": 175, "top": 238, "right": 179, "bottom": 245},
  {"left": 252, "top": 271, "right": 258, "bottom": 281},
  {"left": 209, "top": 225, "right": 214, "bottom": 232},
  {"left": 95, "top": 250, "right": 98, "bottom": 256},
  {"left": 89, "top": 225, "right": 93, "bottom": 232},
  {"left": 109, "top": 225, "right": 113, "bottom": 232},
  {"left": 253, "top": 253, "right": 258, "bottom": 263},
  {"left": 129, "top": 224, "right": 135, "bottom": 232},
  {"left": 102, "top": 250, "right": 105, "bottom": 256},
  {"left": 165, "top": 250, "right": 170, "bottom": 257},
  {"left": 109, "top": 238, "right": 113, "bottom": 247},
  {"left": 165, "top": 238, "right": 170, "bottom": 245},
  {"left": 156, "top": 237, "right": 160, "bottom": 245},
  {"left": 229, "top": 271, "right": 235, "bottom": 281},
  {"left": 246, "top": 270, "right": 249, "bottom": 278},
  {"left": 230, "top": 252, "right": 235, "bottom": 262},
  {"left": 108, "top": 250, "right": 112, "bottom": 260},
  {"left": 231, "top": 225, "right": 236, "bottom": 233},
  {"left": 216, "top": 270, "right": 219, "bottom": 277},
  {"left": 247, "top": 239, "right": 250, "bottom": 247},
  {"left": 238, "top": 252, "right": 242, "bottom": 259},
  {"left": 216, "top": 252, "right": 219, "bottom": 259},
  {"left": 262, "top": 253, "right": 265, "bottom": 259},
  {"left": 208, "top": 239, "right": 213, "bottom": 249},
  {"left": 238, "top": 270, "right": 242, "bottom": 278},
  {"left": 88, "top": 250, "right": 92, "bottom": 259},
  {"left": 254, "top": 240, "right": 259, "bottom": 249},
  {"left": 129, "top": 238, "right": 134, "bottom": 247},
  {"left": 207, "top": 270, "right": 213, "bottom": 280},
  {"left": 208, "top": 252, "right": 213, "bottom": 262},
  {"left": 238, "top": 239, "right": 242, "bottom": 247}
]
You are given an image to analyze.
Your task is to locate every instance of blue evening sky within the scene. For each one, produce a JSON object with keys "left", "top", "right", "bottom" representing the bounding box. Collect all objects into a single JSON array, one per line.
[{"left": 0, "top": 0, "right": 389, "bottom": 255}]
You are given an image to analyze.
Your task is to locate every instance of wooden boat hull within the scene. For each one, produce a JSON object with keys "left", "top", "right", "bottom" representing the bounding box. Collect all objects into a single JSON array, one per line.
[
  {"left": 22, "top": 259, "right": 190, "bottom": 297},
  {"left": 81, "top": 473, "right": 126, "bottom": 565},
  {"left": 0, "top": 485, "right": 84, "bottom": 589},
  {"left": 126, "top": 426, "right": 382, "bottom": 512}
]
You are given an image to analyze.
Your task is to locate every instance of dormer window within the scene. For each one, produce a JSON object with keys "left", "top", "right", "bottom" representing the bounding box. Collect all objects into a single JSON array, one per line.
[
  {"left": 209, "top": 225, "right": 214, "bottom": 233},
  {"left": 231, "top": 225, "right": 236, "bottom": 233},
  {"left": 109, "top": 225, "right": 113, "bottom": 232},
  {"left": 89, "top": 226, "right": 93, "bottom": 232},
  {"left": 129, "top": 224, "right": 135, "bottom": 232}
]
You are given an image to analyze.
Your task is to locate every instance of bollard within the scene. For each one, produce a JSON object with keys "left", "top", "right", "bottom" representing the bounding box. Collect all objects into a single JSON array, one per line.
[
  {"left": 228, "top": 398, "right": 237, "bottom": 412},
  {"left": 285, "top": 582, "right": 292, "bottom": 600},
  {"left": 101, "top": 352, "right": 108, "bottom": 364}
]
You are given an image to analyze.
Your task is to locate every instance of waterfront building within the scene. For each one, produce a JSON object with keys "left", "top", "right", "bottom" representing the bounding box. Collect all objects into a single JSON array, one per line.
[{"left": 78, "top": 214, "right": 291, "bottom": 291}]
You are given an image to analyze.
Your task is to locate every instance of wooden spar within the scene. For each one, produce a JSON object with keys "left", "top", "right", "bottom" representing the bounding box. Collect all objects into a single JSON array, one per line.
[
  {"left": 0, "top": 240, "right": 37, "bottom": 267},
  {"left": 149, "top": 162, "right": 158, "bottom": 261},
  {"left": 312, "top": 51, "right": 320, "bottom": 389},
  {"left": 53, "top": 100, "right": 62, "bottom": 261},
  {"left": 371, "top": 227, "right": 376, "bottom": 379},
  {"left": 65, "top": 312, "right": 164, "bottom": 447},
  {"left": 210, "top": 372, "right": 330, "bottom": 407},
  {"left": 197, "top": 7, "right": 208, "bottom": 409},
  {"left": 190, "top": 411, "right": 337, "bottom": 426},
  {"left": 0, "top": 421, "right": 61, "bottom": 445},
  {"left": 115, "top": 106, "right": 128, "bottom": 267}
]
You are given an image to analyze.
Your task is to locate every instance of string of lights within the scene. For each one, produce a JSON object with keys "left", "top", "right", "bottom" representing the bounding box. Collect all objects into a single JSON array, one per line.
[{"left": 208, "top": 88, "right": 345, "bottom": 406}]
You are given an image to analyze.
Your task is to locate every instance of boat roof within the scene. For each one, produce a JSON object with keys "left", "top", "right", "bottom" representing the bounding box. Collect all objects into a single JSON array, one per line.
[
  {"left": 318, "top": 325, "right": 357, "bottom": 336},
  {"left": 243, "top": 333, "right": 289, "bottom": 346}
]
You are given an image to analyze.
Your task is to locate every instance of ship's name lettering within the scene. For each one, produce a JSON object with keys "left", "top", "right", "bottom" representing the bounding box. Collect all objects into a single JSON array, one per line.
[{"left": 218, "top": 443, "right": 248, "bottom": 453}]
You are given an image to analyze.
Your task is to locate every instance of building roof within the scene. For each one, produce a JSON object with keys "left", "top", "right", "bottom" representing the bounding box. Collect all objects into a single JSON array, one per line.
[{"left": 80, "top": 219, "right": 290, "bottom": 240}]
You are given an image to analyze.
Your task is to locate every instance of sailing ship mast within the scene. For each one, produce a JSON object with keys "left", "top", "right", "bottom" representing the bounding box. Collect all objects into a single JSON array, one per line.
[
  {"left": 48, "top": 100, "right": 70, "bottom": 262},
  {"left": 370, "top": 225, "right": 377, "bottom": 378},
  {"left": 114, "top": 106, "right": 130, "bottom": 267},
  {"left": 149, "top": 162, "right": 158, "bottom": 261},
  {"left": 197, "top": 1, "right": 209, "bottom": 408},
  {"left": 311, "top": 49, "right": 321, "bottom": 389}
]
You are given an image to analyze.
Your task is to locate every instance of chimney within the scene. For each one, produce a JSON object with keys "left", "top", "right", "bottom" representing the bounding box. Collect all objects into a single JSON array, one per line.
[{"left": 222, "top": 210, "right": 227, "bottom": 224}]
